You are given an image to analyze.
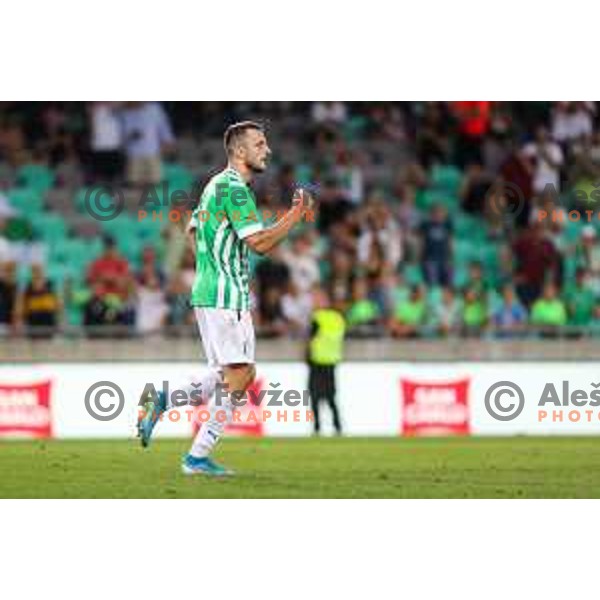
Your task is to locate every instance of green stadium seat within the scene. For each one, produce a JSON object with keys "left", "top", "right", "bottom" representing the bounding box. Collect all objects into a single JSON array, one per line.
[
  {"left": 7, "top": 188, "right": 45, "bottom": 214},
  {"left": 415, "top": 189, "right": 435, "bottom": 211},
  {"left": 294, "top": 165, "right": 312, "bottom": 186},
  {"left": 33, "top": 213, "right": 68, "bottom": 244},
  {"left": 417, "top": 189, "right": 459, "bottom": 212},
  {"left": 16, "top": 164, "right": 55, "bottom": 192},
  {"left": 343, "top": 116, "right": 368, "bottom": 142},
  {"left": 403, "top": 264, "right": 424, "bottom": 286},
  {"left": 136, "top": 216, "right": 164, "bottom": 243},
  {"left": 427, "top": 286, "right": 444, "bottom": 308},
  {"left": 46, "top": 262, "right": 77, "bottom": 288},
  {"left": 430, "top": 165, "right": 462, "bottom": 194},
  {"left": 164, "top": 163, "right": 193, "bottom": 183},
  {"left": 563, "top": 219, "right": 584, "bottom": 243},
  {"left": 48, "top": 238, "right": 72, "bottom": 264},
  {"left": 99, "top": 212, "right": 137, "bottom": 238},
  {"left": 454, "top": 239, "right": 477, "bottom": 265},
  {"left": 117, "top": 235, "right": 144, "bottom": 266},
  {"left": 453, "top": 266, "right": 469, "bottom": 288}
]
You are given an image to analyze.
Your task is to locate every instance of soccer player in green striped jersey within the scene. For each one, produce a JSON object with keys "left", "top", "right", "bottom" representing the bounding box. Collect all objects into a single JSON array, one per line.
[{"left": 139, "top": 121, "right": 313, "bottom": 476}]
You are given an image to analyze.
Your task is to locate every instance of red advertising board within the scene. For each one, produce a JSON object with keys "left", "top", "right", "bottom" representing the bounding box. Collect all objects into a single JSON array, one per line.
[
  {"left": 0, "top": 381, "right": 53, "bottom": 438},
  {"left": 400, "top": 378, "right": 470, "bottom": 436}
]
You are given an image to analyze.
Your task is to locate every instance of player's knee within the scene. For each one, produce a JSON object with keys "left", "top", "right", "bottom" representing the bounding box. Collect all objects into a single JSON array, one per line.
[
  {"left": 243, "top": 364, "right": 256, "bottom": 390},
  {"left": 248, "top": 365, "right": 257, "bottom": 387}
]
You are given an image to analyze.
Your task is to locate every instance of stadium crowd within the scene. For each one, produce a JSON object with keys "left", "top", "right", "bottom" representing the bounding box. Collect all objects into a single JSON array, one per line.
[{"left": 1, "top": 101, "right": 600, "bottom": 339}]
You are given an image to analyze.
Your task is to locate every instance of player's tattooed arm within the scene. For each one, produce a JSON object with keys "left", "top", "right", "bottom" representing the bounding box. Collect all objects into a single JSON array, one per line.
[{"left": 244, "top": 188, "right": 314, "bottom": 255}]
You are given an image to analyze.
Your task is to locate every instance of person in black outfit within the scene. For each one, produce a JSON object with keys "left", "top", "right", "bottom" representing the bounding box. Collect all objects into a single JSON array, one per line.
[
  {"left": 0, "top": 262, "right": 17, "bottom": 332},
  {"left": 306, "top": 289, "right": 346, "bottom": 435},
  {"left": 15, "top": 265, "right": 61, "bottom": 338}
]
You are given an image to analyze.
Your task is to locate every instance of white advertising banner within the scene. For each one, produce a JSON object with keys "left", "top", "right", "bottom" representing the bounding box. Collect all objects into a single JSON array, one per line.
[{"left": 0, "top": 362, "right": 599, "bottom": 438}]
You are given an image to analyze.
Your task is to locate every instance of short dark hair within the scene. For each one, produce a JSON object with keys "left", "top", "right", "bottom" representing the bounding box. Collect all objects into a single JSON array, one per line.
[{"left": 224, "top": 121, "right": 264, "bottom": 156}]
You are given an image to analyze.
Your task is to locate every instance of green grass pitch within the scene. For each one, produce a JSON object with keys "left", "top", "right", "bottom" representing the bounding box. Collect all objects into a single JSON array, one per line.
[{"left": 1, "top": 437, "right": 599, "bottom": 498}]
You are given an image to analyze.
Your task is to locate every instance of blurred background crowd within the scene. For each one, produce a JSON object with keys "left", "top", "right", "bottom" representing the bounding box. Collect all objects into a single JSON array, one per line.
[{"left": 2, "top": 101, "right": 600, "bottom": 339}]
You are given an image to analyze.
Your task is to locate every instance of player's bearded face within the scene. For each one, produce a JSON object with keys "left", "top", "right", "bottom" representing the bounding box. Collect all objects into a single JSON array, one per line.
[{"left": 241, "top": 131, "right": 271, "bottom": 173}]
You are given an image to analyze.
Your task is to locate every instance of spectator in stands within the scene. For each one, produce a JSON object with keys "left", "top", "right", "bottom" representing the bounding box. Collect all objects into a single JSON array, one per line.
[
  {"left": 416, "top": 102, "right": 451, "bottom": 169},
  {"left": 461, "top": 288, "right": 488, "bottom": 337},
  {"left": 512, "top": 222, "right": 562, "bottom": 307},
  {"left": 492, "top": 285, "right": 528, "bottom": 338},
  {"left": 569, "top": 130, "right": 600, "bottom": 187},
  {"left": 281, "top": 231, "right": 321, "bottom": 294},
  {"left": 165, "top": 271, "right": 193, "bottom": 330},
  {"left": 6, "top": 100, "right": 600, "bottom": 342},
  {"left": 395, "top": 184, "right": 420, "bottom": 231},
  {"left": 495, "top": 244, "right": 515, "bottom": 289},
  {"left": 135, "top": 271, "right": 169, "bottom": 335},
  {"left": 389, "top": 285, "right": 427, "bottom": 338},
  {"left": 316, "top": 178, "right": 355, "bottom": 235},
  {"left": 522, "top": 126, "right": 564, "bottom": 196},
  {"left": 281, "top": 281, "right": 313, "bottom": 336},
  {"left": 419, "top": 203, "right": 453, "bottom": 287},
  {"left": 86, "top": 236, "right": 135, "bottom": 331},
  {"left": 311, "top": 101, "right": 348, "bottom": 129},
  {"left": 87, "top": 236, "right": 131, "bottom": 298},
  {"left": 334, "top": 148, "right": 364, "bottom": 205},
  {"left": 358, "top": 197, "right": 402, "bottom": 314},
  {"left": 346, "top": 277, "right": 383, "bottom": 335},
  {"left": 328, "top": 248, "right": 354, "bottom": 311},
  {"left": 0, "top": 114, "right": 26, "bottom": 165},
  {"left": 0, "top": 198, "right": 41, "bottom": 268},
  {"left": 452, "top": 101, "right": 491, "bottom": 167},
  {"left": 551, "top": 102, "right": 594, "bottom": 145},
  {"left": 0, "top": 195, "right": 16, "bottom": 263},
  {"left": 459, "top": 162, "right": 494, "bottom": 215},
  {"left": 530, "top": 282, "right": 568, "bottom": 336},
  {"left": 255, "top": 246, "right": 290, "bottom": 310},
  {"left": 576, "top": 226, "right": 600, "bottom": 295},
  {"left": 84, "top": 283, "right": 120, "bottom": 336},
  {"left": 121, "top": 102, "right": 175, "bottom": 186},
  {"left": 365, "top": 103, "right": 407, "bottom": 142},
  {"left": 431, "top": 286, "right": 461, "bottom": 337},
  {"left": 138, "top": 246, "right": 165, "bottom": 288},
  {"left": 464, "top": 261, "right": 488, "bottom": 297},
  {"left": 498, "top": 140, "right": 535, "bottom": 228},
  {"left": 358, "top": 198, "right": 402, "bottom": 273},
  {"left": 0, "top": 261, "right": 17, "bottom": 334},
  {"left": 532, "top": 189, "right": 568, "bottom": 254},
  {"left": 165, "top": 250, "right": 195, "bottom": 330},
  {"left": 394, "top": 184, "right": 420, "bottom": 261},
  {"left": 39, "top": 103, "right": 76, "bottom": 167},
  {"left": 14, "top": 265, "right": 61, "bottom": 338},
  {"left": 87, "top": 102, "right": 123, "bottom": 183},
  {"left": 256, "top": 286, "right": 288, "bottom": 338},
  {"left": 563, "top": 268, "right": 596, "bottom": 334}
]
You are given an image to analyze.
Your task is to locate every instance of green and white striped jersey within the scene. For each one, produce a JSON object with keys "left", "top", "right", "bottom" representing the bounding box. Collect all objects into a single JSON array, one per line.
[{"left": 189, "top": 167, "right": 263, "bottom": 310}]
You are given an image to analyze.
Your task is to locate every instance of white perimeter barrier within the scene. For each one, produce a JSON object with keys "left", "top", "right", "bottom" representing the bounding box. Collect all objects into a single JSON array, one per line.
[{"left": 1, "top": 362, "right": 600, "bottom": 438}]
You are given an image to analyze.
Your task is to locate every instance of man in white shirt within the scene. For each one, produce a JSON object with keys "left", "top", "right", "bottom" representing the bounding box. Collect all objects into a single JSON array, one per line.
[
  {"left": 551, "top": 102, "right": 594, "bottom": 144},
  {"left": 88, "top": 102, "right": 124, "bottom": 182},
  {"left": 522, "top": 126, "right": 564, "bottom": 195}
]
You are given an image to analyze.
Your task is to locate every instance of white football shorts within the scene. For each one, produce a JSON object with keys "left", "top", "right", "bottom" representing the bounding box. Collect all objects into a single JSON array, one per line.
[{"left": 194, "top": 307, "right": 256, "bottom": 367}]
